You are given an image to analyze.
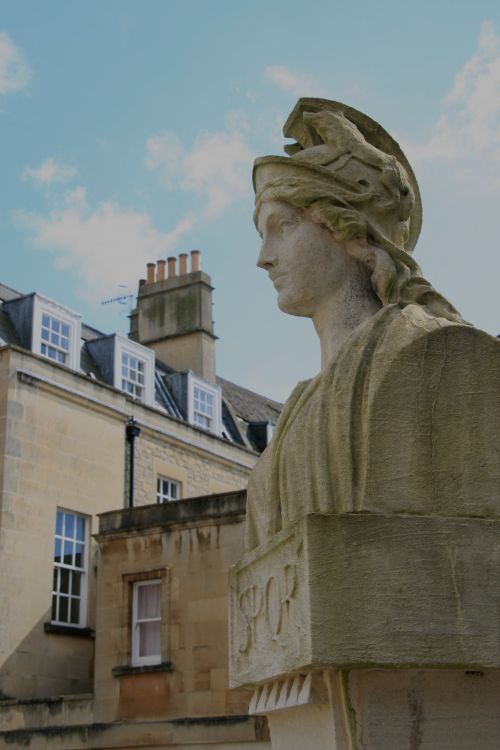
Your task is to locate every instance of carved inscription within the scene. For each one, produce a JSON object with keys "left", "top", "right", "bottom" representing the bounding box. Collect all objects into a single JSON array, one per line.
[{"left": 238, "top": 562, "right": 298, "bottom": 653}]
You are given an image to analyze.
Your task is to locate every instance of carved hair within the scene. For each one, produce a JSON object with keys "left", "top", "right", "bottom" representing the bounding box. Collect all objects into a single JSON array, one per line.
[{"left": 254, "top": 110, "right": 465, "bottom": 325}]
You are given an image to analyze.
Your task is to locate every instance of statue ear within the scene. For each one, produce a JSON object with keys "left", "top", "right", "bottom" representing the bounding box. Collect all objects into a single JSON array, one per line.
[{"left": 344, "top": 239, "right": 376, "bottom": 270}]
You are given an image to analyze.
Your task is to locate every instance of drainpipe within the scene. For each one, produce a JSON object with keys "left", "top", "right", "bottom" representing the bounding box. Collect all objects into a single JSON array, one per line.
[{"left": 125, "top": 417, "right": 141, "bottom": 508}]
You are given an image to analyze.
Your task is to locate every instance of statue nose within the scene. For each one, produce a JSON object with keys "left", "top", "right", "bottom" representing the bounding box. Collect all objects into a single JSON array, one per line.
[{"left": 257, "top": 240, "right": 274, "bottom": 270}]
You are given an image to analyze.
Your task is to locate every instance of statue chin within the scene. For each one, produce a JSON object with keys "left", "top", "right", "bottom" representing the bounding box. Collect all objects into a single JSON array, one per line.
[{"left": 275, "top": 293, "right": 310, "bottom": 318}]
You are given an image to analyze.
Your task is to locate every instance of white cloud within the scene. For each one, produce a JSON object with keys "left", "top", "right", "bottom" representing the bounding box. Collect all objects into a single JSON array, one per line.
[
  {"left": 145, "top": 128, "right": 253, "bottom": 219},
  {"left": 264, "top": 65, "right": 325, "bottom": 97},
  {"left": 0, "top": 31, "right": 31, "bottom": 94},
  {"left": 22, "top": 157, "right": 77, "bottom": 187},
  {"left": 407, "top": 21, "right": 500, "bottom": 165},
  {"left": 144, "top": 132, "right": 183, "bottom": 187},
  {"left": 14, "top": 187, "right": 195, "bottom": 300},
  {"left": 180, "top": 131, "right": 253, "bottom": 218}
]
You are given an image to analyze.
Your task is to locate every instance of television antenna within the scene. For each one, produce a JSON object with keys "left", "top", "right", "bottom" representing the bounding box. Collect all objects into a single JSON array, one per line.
[{"left": 100, "top": 284, "right": 134, "bottom": 314}]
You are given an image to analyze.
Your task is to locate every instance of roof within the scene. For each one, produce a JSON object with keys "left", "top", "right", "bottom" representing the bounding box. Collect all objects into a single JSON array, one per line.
[
  {"left": 217, "top": 376, "right": 282, "bottom": 425},
  {"left": 0, "top": 282, "right": 282, "bottom": 452}
]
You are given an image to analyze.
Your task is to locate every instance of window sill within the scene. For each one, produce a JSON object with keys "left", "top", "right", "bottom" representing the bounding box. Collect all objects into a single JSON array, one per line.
[
  {"left": 44, "top": 622, "right": 95, "bottom": 638},
  {"left": 112, "top": 661, "right": 174, "bottom": 677}
]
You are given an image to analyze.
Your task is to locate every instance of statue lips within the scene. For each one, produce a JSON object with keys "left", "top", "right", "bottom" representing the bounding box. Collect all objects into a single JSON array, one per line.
[{"left": 269, "top": 272, "right": 286, "bottom": 289}]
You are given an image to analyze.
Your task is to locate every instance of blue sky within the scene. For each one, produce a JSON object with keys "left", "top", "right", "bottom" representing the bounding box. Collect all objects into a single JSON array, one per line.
[{"left": 1, "top": 0, "right": 500, "bottom": 400}]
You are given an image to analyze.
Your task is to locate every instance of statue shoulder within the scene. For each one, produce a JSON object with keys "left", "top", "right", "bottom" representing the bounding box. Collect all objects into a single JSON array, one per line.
[{"left": 361, "top": 315, "right": 500, "bottom": 517}]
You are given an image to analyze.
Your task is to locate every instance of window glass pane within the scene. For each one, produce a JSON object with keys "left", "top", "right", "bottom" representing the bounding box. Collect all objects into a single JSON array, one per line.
[
  {"left": 63, "top": 539, "right": 73, "bottom": 565},
  {"left": 171, "top": 483, "right": 177, "bottom": 500},
  {"left": 59, "top": 596, "right": 69, "bottom": 622},
  {"left": 56, "top": 510, "right": 63, "bottom": 535},
  {"left": 52, "top": 568, "right": 59, "bottom": 594},
  {"left": 194, "top": 412, "right": 210, "bottom": 429},
  {"left": 54, "top": 537, "right": 62, "bottom": 563},
  {"left": 64, "top": 513, "right": 74, "bottom": 538},
  {"left": 51, "top": 595, "right": 57, "bottom": 621},
  {"left": 76, "top": 516, "right": 85, "bottom": 541},
  {"left": 72, "top": 571, "right": 81, "bottom": 597},
  {"left": 138, "top": 620, "right": 160, "bottom": 658},
  {"left": 137, "top": 582, "right": 160, "bottom": 619},
  {"left": 61, "top": 323, "right": 70, "bottom": 338},
  {"left": 60, "top": 568, "right": 70, "bottom": 594},
  {"left": 42, "top": 313, "right": 50, "bottom": 327},
  {"left": 70, "top": 598, "right": 80, "bottom": 625},
  {"left": 74, "top": 543, "right": 84, "bottom": 569}
]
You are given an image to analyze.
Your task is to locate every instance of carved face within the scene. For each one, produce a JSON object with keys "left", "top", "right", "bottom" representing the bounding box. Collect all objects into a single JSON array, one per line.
[{"left": 256, "top": 200, "right": 361, "bottom": 318}]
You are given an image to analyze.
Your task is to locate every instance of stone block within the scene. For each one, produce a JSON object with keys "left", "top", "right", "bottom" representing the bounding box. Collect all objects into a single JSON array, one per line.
[{"left": 230, "top": 512, "right": 500, "bottom": 687}]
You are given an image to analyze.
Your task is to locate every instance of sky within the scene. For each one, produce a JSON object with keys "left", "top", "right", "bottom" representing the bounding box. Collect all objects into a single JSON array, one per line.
[{"left": 1, "top": 0, "right": 500, "bottom": 402}]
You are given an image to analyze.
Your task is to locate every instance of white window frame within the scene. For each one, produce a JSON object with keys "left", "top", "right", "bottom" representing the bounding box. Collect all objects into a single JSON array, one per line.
[
  {"left": 187, "top": 372, "right": 222, "bottom": 435},
  {"left": 51, "top": 508, "right": 89, "bottom": 628},
  {"left": 32, "top": 295, "right": 81, "bottom": 371},
  {"left": 156, "top": 475, "right": 181, "bottom": 503},
  {"left": 132, "top": 579, "right": 162, "bottom": 667},
  {"left": 113, "top": 335, "right": 155, "bottom": 407}
]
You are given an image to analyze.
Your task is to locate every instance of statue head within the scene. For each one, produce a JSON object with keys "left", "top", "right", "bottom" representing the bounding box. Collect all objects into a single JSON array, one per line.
[
  {"left": 254, "top": 98, "right": 462, "bottom": 322},
  {"left": 254, "top": 98, "right": 421, "bottom": 258}
]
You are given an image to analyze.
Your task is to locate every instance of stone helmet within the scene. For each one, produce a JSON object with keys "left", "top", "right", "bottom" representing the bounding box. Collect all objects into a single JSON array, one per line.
[{"left": 253, "top": 98, "right": 422, "bottom": 256}]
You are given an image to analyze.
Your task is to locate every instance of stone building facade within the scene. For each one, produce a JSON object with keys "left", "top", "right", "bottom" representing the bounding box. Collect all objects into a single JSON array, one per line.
[{"left": 0, "top": 254, "right": 280, "bottom": 748}]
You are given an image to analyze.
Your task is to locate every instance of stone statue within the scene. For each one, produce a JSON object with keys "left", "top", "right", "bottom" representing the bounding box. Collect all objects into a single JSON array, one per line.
[
  {"left": 230, "top": 99, "right": 500, "bottom": 749},
  {"left": 245, "top": 97, "right": 500, "bottom": 551}
]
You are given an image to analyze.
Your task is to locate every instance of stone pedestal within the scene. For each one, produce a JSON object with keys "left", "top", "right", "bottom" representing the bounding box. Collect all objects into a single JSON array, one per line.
[{"left": 229, "top": 513, "right": 500, "bottom": 748}]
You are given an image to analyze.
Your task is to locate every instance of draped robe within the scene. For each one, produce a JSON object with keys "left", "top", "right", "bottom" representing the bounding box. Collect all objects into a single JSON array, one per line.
[{"left": 245, "top": 304, "right": 500, "bottom": 551}]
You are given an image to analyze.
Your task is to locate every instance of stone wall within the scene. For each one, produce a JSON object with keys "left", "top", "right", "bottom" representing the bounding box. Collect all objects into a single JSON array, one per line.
[
  {"left": 131, "top": 427, "right": 249, "bottom": 508},
  {"left": 94, "top": 492, "right": 253, "bottom": 726},
  {"left": 0, "top": 346, "right": 256, "bottom": 701}
]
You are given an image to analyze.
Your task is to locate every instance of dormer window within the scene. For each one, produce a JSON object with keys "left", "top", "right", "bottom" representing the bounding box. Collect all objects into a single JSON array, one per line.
[
  {"left": 187, "top": 374, "right": 222, "bottom": 435},
  {"left": 121, "top": 352, "right": 145, "bottom": 400},
  {"left": 164, "top": 371, "right": 222, "bottom": 435},
  {"left": 113, "top": 336, "right": 155, "bottom": 406},
  {"left": 41, "top": 313, "right": 71, "bottom": 364},
  {"left": 32, "top": 295, "right": 81, "bottom": 370},
  {"left": 87, "top": 334, "right": 155, "bottom": 407},
  {"left": 193, "top": 385, "right": 214, "bottom": 430}
]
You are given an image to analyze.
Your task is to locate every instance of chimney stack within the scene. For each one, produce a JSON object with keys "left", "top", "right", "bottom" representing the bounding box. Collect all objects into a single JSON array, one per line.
[
  {"left": 156, "top": 259, "right": 166, "bottom": 282},
  {"left": 167, "top": 256, "right": 177, "bottom": 279},
  {"left": 129, "top": 250, "right": 216, "bottom": 382},
  {"left": 191, "top": 250, "right": 201, "bottom": 272}
]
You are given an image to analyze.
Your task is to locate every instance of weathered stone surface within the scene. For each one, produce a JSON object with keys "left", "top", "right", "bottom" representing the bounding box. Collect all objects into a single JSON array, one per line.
[
  {"left": 230, "top": 94, "right": 500, "bottom": 749},
  {"left": 231, "top": 513, "right": 500, "bottom": 687}
]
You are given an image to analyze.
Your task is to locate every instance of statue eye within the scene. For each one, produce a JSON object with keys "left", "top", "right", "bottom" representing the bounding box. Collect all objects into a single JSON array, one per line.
[{"left": 278, "top": 219, "right": 296, "bottom": 233}]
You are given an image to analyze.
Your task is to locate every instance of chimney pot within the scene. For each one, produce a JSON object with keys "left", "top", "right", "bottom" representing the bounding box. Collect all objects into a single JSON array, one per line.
[
  {"left": 191, "top": 250, "right": 201, "bottom": 272},
  {"left": 139, "top": 278, "right": 146, "bottom": 287},
  {"left": 146, "top": 262, "right": 156, "bottom": 285},
  {"left": 179, "top": 253, "right": 188, "bottom": 275},
  {"left": 167, "top": 256, "right": 177, "bottom": 278},
  {"left": 157, "top": 259, "right": 166, "bottom": 282}
]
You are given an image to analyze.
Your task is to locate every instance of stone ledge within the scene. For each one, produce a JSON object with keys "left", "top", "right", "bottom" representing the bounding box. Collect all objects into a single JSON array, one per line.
[
  {"left": 111, "top": 661, "right": 174, "bottom": 677},
  {"left": 44, "top": 622, "right": 95, "bottom": 638}
]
